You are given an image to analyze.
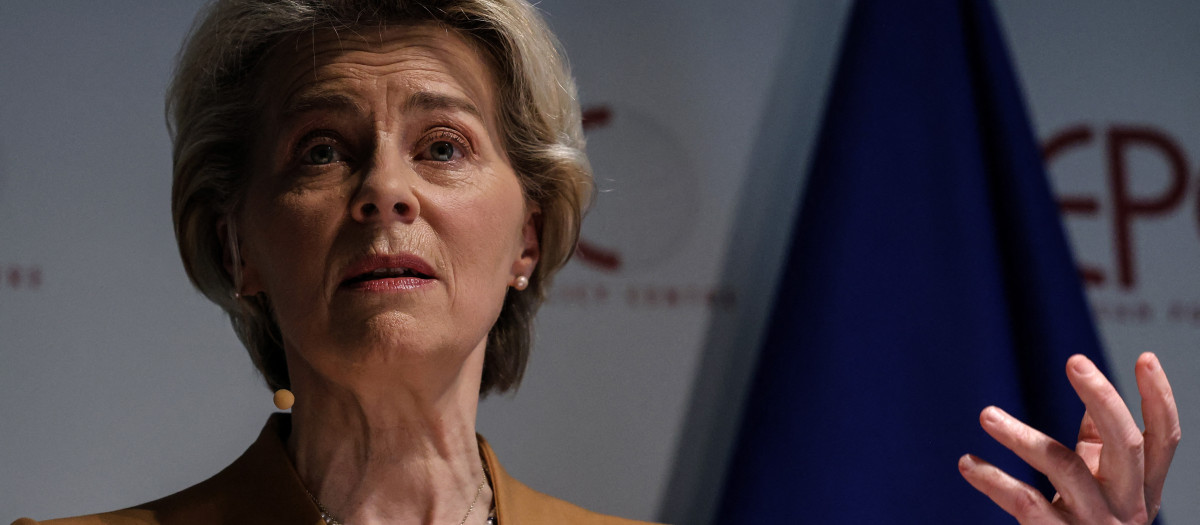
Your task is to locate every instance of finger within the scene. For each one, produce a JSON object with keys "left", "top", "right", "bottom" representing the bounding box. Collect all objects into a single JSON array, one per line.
[
  {"left": 1075, "top": 410, "right": 1102, "bottom": 476},
  {"left": 1065, "top": 354, "right": 1145, "bottom": 519},
  {"left": 978, "top": 406, "right": 1107, "bottom": 521},
  {"left": 958, "top": 454, "right": 1063, "bottom": 525},
  {"left": 1136, "top": 352, "right": 1181, "bottom": 517}
]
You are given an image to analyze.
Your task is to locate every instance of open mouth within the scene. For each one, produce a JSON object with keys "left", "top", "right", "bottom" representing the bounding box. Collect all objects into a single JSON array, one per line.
[{"left": 342, "top": 267, "right": 434, "bottom": 286}]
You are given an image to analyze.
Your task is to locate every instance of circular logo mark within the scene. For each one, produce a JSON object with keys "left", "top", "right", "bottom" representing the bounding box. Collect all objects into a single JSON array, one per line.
[{"left": 576, "top": 105, "right": 701, "bottom": 273}]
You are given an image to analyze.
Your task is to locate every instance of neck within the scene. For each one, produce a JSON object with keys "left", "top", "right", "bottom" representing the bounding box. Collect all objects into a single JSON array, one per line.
[{"left": 284, "top": 341, "right": 493, "bottom": 525}]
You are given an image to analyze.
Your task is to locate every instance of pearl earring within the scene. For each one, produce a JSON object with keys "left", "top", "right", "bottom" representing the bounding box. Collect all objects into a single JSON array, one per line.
[
  {"left": 514, "top": 275, "right": 529, "bottom": 290},
  {"left": 273, "top": 389, "right": 294, "bottom": 410}
]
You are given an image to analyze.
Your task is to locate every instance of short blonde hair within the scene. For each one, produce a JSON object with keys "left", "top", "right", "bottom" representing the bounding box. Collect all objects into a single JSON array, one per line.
[{"left": 168, "top": 0, "right": 591, "bottom": 395}]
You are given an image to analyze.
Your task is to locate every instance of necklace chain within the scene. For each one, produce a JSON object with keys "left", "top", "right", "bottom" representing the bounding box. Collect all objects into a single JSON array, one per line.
[{"left": 304, "top": 462, "right": 494, "bottom": 525}]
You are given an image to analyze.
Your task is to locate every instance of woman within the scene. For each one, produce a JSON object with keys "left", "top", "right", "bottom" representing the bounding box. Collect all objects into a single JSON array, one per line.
[
  {"left": 10, "top": 0, "right": 1179, "bottom": 524},
  {"left": 18, "top": 1, "right": 646, "bottom": 523}
]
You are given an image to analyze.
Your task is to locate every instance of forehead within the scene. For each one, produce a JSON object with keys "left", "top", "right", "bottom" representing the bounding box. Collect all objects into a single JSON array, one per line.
[{"left": 254, "top": 24, "right": 499, "bottom": 121}]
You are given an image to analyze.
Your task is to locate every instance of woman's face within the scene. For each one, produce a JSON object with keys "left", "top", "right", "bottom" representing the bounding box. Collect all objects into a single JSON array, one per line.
[{"left": 236, "top": 25, "right": 538, "bottom": 387}]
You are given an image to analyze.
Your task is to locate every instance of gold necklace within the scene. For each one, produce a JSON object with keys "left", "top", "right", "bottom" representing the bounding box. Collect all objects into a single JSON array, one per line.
[{"left": 305, "top": 463, "right": 495, "bottom": 525}]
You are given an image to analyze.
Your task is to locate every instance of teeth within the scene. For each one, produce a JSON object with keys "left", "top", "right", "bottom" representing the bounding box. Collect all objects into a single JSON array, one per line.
[
  {"left": 365, "top": 267, "right": 420, "bottom": 278},
  {"left": 371, "top": 268, "right": 409, "bottom": 276}
]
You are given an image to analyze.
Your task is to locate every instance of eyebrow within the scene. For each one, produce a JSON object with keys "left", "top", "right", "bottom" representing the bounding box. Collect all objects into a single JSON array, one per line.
[
  {"left": 278, "top": 89, "right": 484, "bottom": 124},
  {"left": 404, "top": 91, "right": 483, "bottom": 122},
  {"left": 280, "top": 91, "right": 366, "bottom": 122}
]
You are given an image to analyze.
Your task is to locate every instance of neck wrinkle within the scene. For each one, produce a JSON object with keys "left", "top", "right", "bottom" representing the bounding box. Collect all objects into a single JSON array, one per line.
[{"left": 284, "top": 339, "right": 491, "bottom": 525}]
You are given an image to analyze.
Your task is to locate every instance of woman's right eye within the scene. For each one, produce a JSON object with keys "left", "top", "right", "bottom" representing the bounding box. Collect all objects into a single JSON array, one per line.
[{"left": 302, "top": 143, "right": 342, "bottom": 165}]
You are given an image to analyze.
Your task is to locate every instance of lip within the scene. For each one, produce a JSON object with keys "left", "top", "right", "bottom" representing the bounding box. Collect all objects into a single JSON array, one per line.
[{"left": 339, "top": 253, "right": 438, "bottom": 291}]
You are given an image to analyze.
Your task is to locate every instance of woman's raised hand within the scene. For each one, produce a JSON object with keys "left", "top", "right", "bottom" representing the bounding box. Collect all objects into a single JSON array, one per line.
[{"left": 959, "top": 353, "right": 1180, "bottom": 524}]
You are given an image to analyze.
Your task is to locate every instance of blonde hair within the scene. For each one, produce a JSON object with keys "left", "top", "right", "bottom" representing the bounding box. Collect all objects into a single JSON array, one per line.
[{"left": 168, "top": 0, "right": 592, "bottom": 395}]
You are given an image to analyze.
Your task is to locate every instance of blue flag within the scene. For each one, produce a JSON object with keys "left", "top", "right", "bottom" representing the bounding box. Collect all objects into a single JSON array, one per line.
[{"left": 716, "top": 0, "right": 1118, "bottom": 522}]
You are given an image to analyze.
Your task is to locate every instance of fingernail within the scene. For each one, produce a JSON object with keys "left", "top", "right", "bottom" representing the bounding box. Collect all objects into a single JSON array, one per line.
[
  {"left": 1144, "top": 353, "right": 1159, "bottom": 372},
  {"left": 1071, "top": 356, "right": 1094, "bottom": 375},
  {"left": 981, "top": 406, "right": 1002, "bottom": 425},
  {"left": 959, "top": 454, "right": 977, "bottom": 471}
]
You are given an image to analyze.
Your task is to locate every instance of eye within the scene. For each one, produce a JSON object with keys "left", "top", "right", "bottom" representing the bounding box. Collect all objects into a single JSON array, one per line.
[
  {"left": 418, "top": 128, "right": 471, "bottom": 163},
  {"left": 303, "top": 143, "right": 342, "bottom": 165},
  {"left": 427, "top": 140, "right": 457, "bottom": 162}
]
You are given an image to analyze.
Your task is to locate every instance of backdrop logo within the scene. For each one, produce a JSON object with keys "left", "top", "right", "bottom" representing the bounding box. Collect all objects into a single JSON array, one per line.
[
  {"left": 571, "top": 104, "right": 701, "bottom": 273},
  {"left": 1044, "top": 123, "right": 1199, "bottom": 326},
  {"left": 551, "top": 105, "right": 734, "bottom": 309},
  {"left": 574, "top": 106, "right": 623, "bottom": 272},
  {"left": 1044, "top": 124, "right": 1191, "bottom": 289}
]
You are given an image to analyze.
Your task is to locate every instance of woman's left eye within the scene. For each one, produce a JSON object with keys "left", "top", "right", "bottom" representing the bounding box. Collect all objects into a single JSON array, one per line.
[
  {"left": 301, "top": 143, "right": 343, "bottom": 165},
  {"left": 427, "top": 140, "right": 458, "bottom": 162},
  {"left": 419, "top": 129, "right": 470, "bottom": 163}
]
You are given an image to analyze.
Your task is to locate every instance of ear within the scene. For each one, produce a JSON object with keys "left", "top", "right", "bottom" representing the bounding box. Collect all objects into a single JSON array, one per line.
[
  {"left": 217, "top": 216, "right": 265, "bottom": 296},
  {"left": 510, "top": 207, "right": 541, "bottom": 282}
]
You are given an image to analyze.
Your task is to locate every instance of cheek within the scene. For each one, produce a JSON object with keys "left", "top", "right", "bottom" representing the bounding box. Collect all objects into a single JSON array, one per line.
[
  {"left": 243, "top": 190, "right": 346, "bottom": 302},
  {"left": 437, "top": 202, "right": 521, "bottom": 346},
  {"left": 437, "top": 183, "right": 526, "bottom": 280}
]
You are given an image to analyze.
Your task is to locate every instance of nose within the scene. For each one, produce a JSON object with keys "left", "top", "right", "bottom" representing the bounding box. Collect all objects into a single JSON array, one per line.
[{"left": 350, "top": 153, "right": 420, "bottom": 224}]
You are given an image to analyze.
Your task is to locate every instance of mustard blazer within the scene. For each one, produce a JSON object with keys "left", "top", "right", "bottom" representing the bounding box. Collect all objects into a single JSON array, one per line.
[{"left": 12, "top": 414, "right": 660, "bottom": 525}]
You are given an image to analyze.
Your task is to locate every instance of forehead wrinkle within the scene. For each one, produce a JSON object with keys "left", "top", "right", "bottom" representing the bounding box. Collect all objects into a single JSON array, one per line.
[
  {"left": 270, "top": 24, "right": 491, "bottom": 87},
  {"left": 261, "top": 25, "right": 500, "bottom": 131}
]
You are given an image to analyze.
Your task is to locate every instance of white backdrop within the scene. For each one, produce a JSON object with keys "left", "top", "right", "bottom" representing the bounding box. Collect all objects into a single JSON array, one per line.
[
  {"left": 1, "top": 1, "right": 1196, "bottom": 523},
  {"left": 998, "top": 3, "right": 1200, "bottom": 521}
]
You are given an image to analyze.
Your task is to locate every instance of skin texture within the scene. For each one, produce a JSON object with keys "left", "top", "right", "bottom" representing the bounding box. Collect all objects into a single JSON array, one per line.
[
  {"left": 232, "top": 25, "right": 538, "bottom": 525},
  {"left": 960, "top": 353, "right": 1181, "bottom": 524}
]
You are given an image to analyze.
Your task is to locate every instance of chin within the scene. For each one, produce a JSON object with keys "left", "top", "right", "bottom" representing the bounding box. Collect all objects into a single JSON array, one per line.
[{"left": 327, "top": 311, "right": 474, "bottom": 362}]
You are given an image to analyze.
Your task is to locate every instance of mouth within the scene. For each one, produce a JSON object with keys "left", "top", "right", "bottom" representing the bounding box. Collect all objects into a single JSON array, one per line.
[
  {"left": 339, "top": 254, "right": 438, "bottom": 291},
  {"left": 341, "top": 267, "right": 435, "bottom": 286}
]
